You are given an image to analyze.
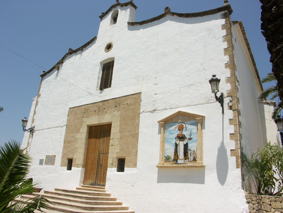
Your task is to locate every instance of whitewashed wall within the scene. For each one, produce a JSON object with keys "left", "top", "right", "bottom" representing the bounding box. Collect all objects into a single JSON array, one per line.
[
  {"left": 232, "top": 23, "right": 277, "bottom": 156},
  {"left": 21, "top": 5, "right": 252, "bottom": 212},
  {"left": 258, "top": 101, "right": 279, "bottom": 145}
]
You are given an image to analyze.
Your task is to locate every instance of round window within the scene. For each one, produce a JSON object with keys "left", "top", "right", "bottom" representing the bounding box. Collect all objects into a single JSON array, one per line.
[{"left": 105, "top": 42, "right": 113, "bottom": 52}]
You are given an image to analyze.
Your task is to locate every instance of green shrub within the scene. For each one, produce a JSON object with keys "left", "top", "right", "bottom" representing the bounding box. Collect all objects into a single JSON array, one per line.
[{"left": 242, "top": 142, "right": 283, "bottom": 195}]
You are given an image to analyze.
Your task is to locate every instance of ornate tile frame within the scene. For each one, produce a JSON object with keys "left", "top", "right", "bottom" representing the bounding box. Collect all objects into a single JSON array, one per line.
[{"left": 156, "top": 111, "right": 205, "bottom": 168}]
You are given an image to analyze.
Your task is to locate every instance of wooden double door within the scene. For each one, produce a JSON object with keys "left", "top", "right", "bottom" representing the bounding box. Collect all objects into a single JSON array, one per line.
[{"left": 83, "top": 124, "right": 111, "bottom": 186}]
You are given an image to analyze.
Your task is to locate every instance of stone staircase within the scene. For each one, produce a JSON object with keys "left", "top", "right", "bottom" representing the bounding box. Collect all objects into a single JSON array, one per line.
[{"left": 18, "top": 185, "right": 135, "bottom": 213}]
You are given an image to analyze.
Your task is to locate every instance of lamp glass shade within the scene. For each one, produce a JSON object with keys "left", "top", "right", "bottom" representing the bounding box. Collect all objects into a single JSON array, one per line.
[
  {"left": 275, "top": 116, "right": 283, "bottom": 131},
  {"left": 209, "top": 75, "right": 220, "bottom": 93},
  {"left": 22, "top": 117, "right": 28, "bottom": 128}
]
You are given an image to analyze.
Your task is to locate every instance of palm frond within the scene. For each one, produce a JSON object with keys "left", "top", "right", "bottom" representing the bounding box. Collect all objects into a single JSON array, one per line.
[
  {"left": 241, "top": 152, "right": 260, "bottom": 193},
  {"left": 259, "top": 86, "right": 277, "bottom": 100},
  {"left": 261, "top": 72, "right": 277, "bottom": 83},
  {"left": 18, "top": 195, "right": 53, "bottom": 213},
  {"left": 270, "top": 91, "right": 278, "bottom": 100},
  {"left": 272, "top": 106, "right": 282, "bottom": 120},
  {"left": 0, "top": 141, "right": 34, "bottom": 212}
]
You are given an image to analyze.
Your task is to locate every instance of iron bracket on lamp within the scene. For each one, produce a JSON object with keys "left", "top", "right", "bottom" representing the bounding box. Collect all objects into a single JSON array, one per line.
[
  {"left": 209, "top": 75, "right": 224, "bottom": 114},
  {"left": 22, "top": 117, "right": 35, "bottom": 135}
]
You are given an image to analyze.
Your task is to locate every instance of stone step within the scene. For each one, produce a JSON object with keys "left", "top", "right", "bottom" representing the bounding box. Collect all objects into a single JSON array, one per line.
[
  {"left": 55, "top": 188, "right": 112, "bottom": 197},
  {"left": 16, "top": 186, "right": 135, "bottom": 213},
  {"left": 44, "top": 191, "right": 117, "bottom": 201},
  {"left": 76, "top": 186, "right": 106, "bottom": 192},
  {"left": 46, "top": 204, "right": 135, "bottom": 213},
  {"left": 47, "top": 199, "right": 129, "bottom": 211},
  {"left": 21, "top": 194, "right": 122, "bottom": 206},
  {"left": 80, "top": 185, "right": 106, "bottom": 190}
]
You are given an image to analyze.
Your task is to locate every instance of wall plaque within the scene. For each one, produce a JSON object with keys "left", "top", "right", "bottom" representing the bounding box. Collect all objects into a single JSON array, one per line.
[
  {"left": 45, "top": 155, "right": 56, "bottom": 165},
  {"left": 39, "top": 159, "right": 44, "bottom": 165}
]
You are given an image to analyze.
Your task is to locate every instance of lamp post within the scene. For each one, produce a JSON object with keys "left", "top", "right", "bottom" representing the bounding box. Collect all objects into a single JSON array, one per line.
[
  {"left": 22, "top": 117, "right": 35, "bottom": 135},
  {"left": 209, "top": 75, "right": 224, "bottom": 114}
]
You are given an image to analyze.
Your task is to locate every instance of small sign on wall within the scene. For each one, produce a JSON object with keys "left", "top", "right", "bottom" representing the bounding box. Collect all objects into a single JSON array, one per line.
[
  {"left": 45, "top": 155, "right": 56, "bottom": 165},
  {"left": 39, "top": 159, "right": 44, "bottom": 165}
]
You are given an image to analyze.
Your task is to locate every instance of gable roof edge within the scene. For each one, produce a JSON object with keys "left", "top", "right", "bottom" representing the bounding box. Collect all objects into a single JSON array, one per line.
[
  {"left": 40, "top": 36, "right": 97, "bottom": 78},
  {"left": 232, "top": 21, "right": 263, "bottom": 92}
]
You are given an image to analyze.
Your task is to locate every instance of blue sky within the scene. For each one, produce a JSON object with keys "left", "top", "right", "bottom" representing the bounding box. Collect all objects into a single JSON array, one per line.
[{"left": 0, "top": 0, "right": 273, "bottom": 148}]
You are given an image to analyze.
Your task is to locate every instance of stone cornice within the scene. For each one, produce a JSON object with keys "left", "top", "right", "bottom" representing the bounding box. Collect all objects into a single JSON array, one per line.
[
  {"left": 40, "top": 36, "right": 97, "bottom": 78},
  {"left": 128, "top": 4, "right": 233, "bottom": 26},
  {"left": 99, "top": 1, "right": 138, "bottom": 20}
]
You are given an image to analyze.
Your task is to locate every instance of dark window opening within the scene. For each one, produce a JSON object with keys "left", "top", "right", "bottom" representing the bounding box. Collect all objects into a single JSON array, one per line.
[
  {"left": 111, "top": 10, "right": 119, "bottom": 25},
  {"left": 117, "top": 158, "right": 125, "bottom": 172},
  {"left": 100, "top": 60, "right": 114, "bottom": 90},
  {"left": 67, "top": 159, "right": 73, "bottom": 170},
  {"left": 105, "top": 43, "right": 113, "bottom": 52}
]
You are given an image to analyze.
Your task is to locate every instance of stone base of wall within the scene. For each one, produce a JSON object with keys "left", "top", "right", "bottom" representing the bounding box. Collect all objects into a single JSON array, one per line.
[{"left": 246, "top": 193, "right": 283, "bottom": 213}]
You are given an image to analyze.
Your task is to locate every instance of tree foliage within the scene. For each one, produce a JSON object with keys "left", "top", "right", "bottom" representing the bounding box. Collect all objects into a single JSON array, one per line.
[
  {"left": 259, "top": 72, "right": 282, "bottom": 119},
  {"left": 260, "top": 0, "right": 283, "bottom": 108},
  {"left": 0, "top": 141, "right": 51, "bottom": 212},
  {"left": 242, "top": 142, "right": 283, "bottom": 195}
]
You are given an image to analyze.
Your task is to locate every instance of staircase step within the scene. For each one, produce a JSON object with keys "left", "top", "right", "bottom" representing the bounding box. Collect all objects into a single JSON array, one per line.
[
  {"left": 81, "top": 185, "right": 105, "bottom": 190},
  {"left": 47, "top": 204, "right": 135, "bottom": 213},
  {"left": 16, "top": 186, "right": 135, "bottom": 212},
  {"left": 76, "top": 186, "right": 106, "bottom": 192},
  {"left": 54, "top": 188, "right": 111, "bottom": 197},
  {"left": 44, "top": 191, "right": 117, "bottom": 201},
  {"left": 49, "top": 199, "right": 129, "bottom": 211},
  {"left": 21, "top": 194, "right": 122, "bottom": 206}
]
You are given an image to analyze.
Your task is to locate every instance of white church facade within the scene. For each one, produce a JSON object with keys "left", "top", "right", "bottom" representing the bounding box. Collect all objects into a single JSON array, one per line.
[{"left": 21, "top": 1, "right": 278, "bottom": 212}]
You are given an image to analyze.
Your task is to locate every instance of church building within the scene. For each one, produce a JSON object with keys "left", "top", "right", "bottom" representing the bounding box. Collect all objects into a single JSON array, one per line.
[{"left": 21, "top": 1, "right": 277, "bottom": 212}]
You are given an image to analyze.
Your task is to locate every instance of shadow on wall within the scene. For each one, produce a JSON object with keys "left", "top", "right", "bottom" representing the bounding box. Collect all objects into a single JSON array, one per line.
[
  {"left": 216, "top": 114, "right": 228, "bottom": 186},
  {"left": 216, "top": 140, "right": 228, "bottom": 185},
  {"left": 157, "top": 168, "right": 205, "bottom": 184}
]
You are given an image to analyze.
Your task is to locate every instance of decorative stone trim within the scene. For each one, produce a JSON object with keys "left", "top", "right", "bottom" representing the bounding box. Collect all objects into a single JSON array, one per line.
[
  {"left": 245, "top": 193, "right": 283, "bottom": 213},
  {"left": 61, "top": 93, "right": 141, "bottom": 169},
  {"left": 222, "top": 14, "right": 242, "bottom": 168},
  {"left": 128, "top": 5, "right": 233, "bottom": 26}
]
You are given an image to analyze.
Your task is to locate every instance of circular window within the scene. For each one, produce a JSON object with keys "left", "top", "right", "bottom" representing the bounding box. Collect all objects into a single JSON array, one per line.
[{"left": 105, "top": 42, "right": 113, "bottom": 52}]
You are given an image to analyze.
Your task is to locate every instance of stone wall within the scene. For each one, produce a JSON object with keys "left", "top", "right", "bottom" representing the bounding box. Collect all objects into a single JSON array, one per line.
[
  {"left": 246, "top": 193, "right": 283, "bottom": 213},
  {"left": 61, "top": 93, "right": 141, "bottom": 169}
]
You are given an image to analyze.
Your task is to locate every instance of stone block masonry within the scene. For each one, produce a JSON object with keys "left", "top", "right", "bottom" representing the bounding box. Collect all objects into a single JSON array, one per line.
[
  {"left": 61, "top": 93, "right": 141, "bottom": 169},
  {"left": 246, "top": 193, "right": 283, "bottom": 213}
]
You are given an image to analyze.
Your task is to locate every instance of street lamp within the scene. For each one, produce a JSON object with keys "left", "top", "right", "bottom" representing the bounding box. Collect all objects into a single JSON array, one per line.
[
  {"left": 209, "top": 75, "right": 224, "bottom": 114},
  {"left": 22, "top": 117, "right": 35, "bottom": 135}
]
